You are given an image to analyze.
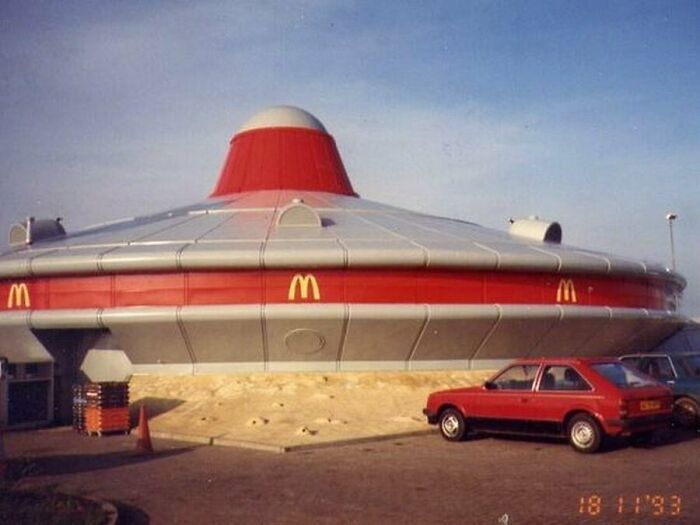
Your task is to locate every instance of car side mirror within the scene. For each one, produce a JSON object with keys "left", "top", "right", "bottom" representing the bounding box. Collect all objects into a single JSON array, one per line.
[{"left": 484, "top": 381, "right": 496, "bottom": 390}]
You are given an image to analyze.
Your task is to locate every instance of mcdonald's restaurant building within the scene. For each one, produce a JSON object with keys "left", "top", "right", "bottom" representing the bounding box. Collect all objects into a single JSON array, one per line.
[{"left": 0, "top": 106, "right": 691, "bottom": 429}]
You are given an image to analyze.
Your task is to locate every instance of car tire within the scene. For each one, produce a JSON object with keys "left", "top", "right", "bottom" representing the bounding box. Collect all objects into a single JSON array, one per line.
[
  {"left": 673, "top": 397, "right": 700, "bottom": 429},
  {"left": 438, "top": 408, "right": 467, "bottom": 442},
  {"left": 567, "top": 414, "right": 602, "bottom": 454}
]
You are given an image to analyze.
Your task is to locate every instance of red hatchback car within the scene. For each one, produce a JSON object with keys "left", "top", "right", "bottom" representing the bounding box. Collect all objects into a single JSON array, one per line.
[{"left": 424, "top": 357, "right": 673, "bottom": 453}]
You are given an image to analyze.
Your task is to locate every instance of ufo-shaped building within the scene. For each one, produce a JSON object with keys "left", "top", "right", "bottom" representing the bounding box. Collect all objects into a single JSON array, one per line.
[{"left": 0, "top": 106, "right": 687, "bottom": 427}]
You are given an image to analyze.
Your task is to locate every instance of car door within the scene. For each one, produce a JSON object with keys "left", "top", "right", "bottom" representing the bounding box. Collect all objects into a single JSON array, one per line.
[
  {"left": 531, "top": 365, "right": 594, "bottom": 434},
  {"left": 472, "top": 364, "right": 540, "bottom": 433}
]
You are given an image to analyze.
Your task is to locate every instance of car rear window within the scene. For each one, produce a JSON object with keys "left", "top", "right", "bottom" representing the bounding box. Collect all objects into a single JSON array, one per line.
[
  {"left": 539, "top": 366, "right": 591, "bottom": 391},
  {"left": 677, "top": 354, "right": 700, "bottom": 378},
  {"left": 591, "top": 363, "right": 658, "bottom": 388}
]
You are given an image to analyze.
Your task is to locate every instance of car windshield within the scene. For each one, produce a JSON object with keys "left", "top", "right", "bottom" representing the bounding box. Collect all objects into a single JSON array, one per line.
[
  {"left": 677, "top": 354, "right": 700, "bottom": 378},
  {"left": 591, "top": 362, "right": 658, "bottom": 388}
]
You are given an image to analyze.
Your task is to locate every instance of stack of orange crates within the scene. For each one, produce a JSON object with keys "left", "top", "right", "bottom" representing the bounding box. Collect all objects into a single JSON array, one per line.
[{"left": 83, "top": 382, "right": 130, "bottom": 436}]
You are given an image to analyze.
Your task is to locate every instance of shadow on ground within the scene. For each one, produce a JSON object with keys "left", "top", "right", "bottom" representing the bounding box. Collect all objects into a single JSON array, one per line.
[
  {"left": 9, "top": 447, "right": 195, "bottom": 478},
  {"left": 111, "top": 500, "right": 150, "bottom": 524},
  {"left": 129, "top": 397, "right": 185, "bottom": 426},
  {"left": 461, "top": 427, "right": 698, "bottom": 454}
]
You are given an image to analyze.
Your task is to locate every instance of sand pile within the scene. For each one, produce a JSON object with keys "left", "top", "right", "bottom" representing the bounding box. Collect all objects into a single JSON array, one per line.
[{"left": 129, "top": 370, "right": 493, "bottom": 449}]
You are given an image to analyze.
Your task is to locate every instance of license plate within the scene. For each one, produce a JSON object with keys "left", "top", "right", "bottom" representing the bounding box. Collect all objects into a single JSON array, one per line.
[{"left": 640, "top": 400, "right": 661, "bottom": 411}]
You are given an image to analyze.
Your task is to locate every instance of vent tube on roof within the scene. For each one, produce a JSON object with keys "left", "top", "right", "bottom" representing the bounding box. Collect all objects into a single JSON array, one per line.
[{"left": 509, "top": 218, "right": 562, "bottom": 244}]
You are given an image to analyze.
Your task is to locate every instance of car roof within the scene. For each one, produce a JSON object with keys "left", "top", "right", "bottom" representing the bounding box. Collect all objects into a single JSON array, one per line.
[
  {"left": 621, "top": 352, "right": 700, "bottom": 358},
  {"left": 510, "top": 357, "right": 619, "bottom": 366}
]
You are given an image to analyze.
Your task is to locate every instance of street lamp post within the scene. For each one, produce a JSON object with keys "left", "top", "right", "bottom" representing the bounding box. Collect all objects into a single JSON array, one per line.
[{"left": 666, "top": 212, "right": 677, "bottom": 271}]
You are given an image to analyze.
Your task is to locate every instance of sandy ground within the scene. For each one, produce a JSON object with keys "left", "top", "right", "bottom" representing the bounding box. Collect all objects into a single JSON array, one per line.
[{"left": 129, "top": 370, "right": 494, "bottom": 448}]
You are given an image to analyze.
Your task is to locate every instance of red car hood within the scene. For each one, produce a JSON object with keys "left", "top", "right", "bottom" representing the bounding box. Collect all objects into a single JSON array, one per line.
[{"left": 431, "top": 386, "right": 484, "bottom": 397}]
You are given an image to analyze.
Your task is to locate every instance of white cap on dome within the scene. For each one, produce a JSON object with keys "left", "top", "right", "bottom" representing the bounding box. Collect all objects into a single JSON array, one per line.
[{"left": 238, "top": 105, "right": 327, "bottom": 133}]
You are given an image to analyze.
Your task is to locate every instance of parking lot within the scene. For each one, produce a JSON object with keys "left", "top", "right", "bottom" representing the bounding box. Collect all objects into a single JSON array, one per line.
[{"left": 4, "top": 426, "right": 699, "bottom": 524}]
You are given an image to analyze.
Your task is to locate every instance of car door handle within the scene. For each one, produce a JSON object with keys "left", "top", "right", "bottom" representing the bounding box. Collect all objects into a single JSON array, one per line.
[{"left": 520, "top": 398, "right": 529, "bottom": 403}]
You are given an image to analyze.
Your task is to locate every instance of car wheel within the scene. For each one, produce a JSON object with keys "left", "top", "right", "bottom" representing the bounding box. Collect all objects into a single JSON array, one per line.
[
  {"left": 567, "top": 414, "right": 602, "bottom": 453},
  {"left": 673, "top": 397, "right": 700, "bottom": 429},
  {"left": 439, "top": 408, "right": 467, "bottom": 442}
]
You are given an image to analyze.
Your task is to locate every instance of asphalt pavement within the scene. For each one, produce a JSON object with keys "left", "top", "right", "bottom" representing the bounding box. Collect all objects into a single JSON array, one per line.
[{"left": 4, "top": 426, "right": 700, "bottom": 524}]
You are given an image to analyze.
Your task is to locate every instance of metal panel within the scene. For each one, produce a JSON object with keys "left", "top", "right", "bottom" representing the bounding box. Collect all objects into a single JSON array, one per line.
[
  {"left": 100, "top": 308, "right": 193, "bottom": 366},
  {"left": 531, "top": 246, "right": 610, "bottom": 274},
  {"left": 339, "top": 360, "right": 407, "bottom": 371},
  {"left": 422, "top": 240, "right": 499, "bottom": 269},
  {"left": 0, "top": 251, "right": 41, "bottom": 277},
  {"left": 275, "top": 190, "right": 344, "bottom": 209},
  {"left": 263, "top": 240, "right": 345, "bottom": 268},
  {"left": 413, "top": 216, "right": 509, "bottom": 242},
  {"left": 179, "top": 305, "right": 264, "bottom": 363},
  {"left": 354, "top": 213, "right": 458, "bottom": 242},
  {"left": 572, "top": 248, "right": 646, "bottom": 276},
  {"left": 30, "top": 309, "right": 101, "bottom": 329},
  {"left": 475, "top": 242, "right": 560, "bottom": 271},
  {"left": 578, "top": 308, "right": 649, "bottom": 356},
  {"left": 408, "top": 359, "right": 472, "bottom": 371},
  {"left": 0, "top": 325, "right": 53, "bottom": 363},
  {"left": 99, "top": 244, "right": 189, "bottom": 272},
  {"left": 0, "top": 311, "right": 29, "bottom": 327},
  {"left": 267, "top": 361, "right": 338, "bottom": 372},
  {"left": 412, "top": 305, "right": 500, "bottom": 362},
  {"left": 264, "top": 304, "right": 345, "bottom": 363},
  {"left": 473, "top": 305, "right": 560, "bottom": 360},
  {"left": 343, "top": 240, "right": 426, "bottom": 267},
  {"left": 318, "top": 211, "right": 389, "bottom": 240},
  {"left": 136, "top": 213, "right": 233, "bottom": 243},
  {"left": 342, "top": 305, "right": 426, "bottom": 362},
  {"left": 193, "top": 362, "right": 265, "bottom": 374},
  {"left": 222, "top": 190, "right": 279, "bottom": 209},
  {"left": 30, "top": 247, "right": 104, "bottom": 275},
  {"left": 267, "top": 226, "right": 337, "bottom": 240},
  {"left": 316, "top": 194, "right": 409, "bottom": 212},
  {"left": 196, "top": 211, "right": 274, "bottom": 241},
  {"left": 528, "top": 306, "right": 611, "bottom": 357},
  {"left": 178, "top": 242, "right": 262, "bottom": 269},
  {"left": 615, "top": 311, "right": 683, "bottom": 354},
  {"left": 131, "top": 364, "right": 194, "bottom": 375},
  {"left": 470, "top": 358, "right": 512, "bottom": 370},
  {"left": 113, "top": 273, "right": 185, "bottom": 307},
  {"left": 42, "top": 214, "right": 196, "bottom": 249}
]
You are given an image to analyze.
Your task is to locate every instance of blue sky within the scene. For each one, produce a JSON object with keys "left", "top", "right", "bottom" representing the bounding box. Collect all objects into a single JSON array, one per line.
[{"left": 1, "top": 1, "right": 698, "bottom": 314}]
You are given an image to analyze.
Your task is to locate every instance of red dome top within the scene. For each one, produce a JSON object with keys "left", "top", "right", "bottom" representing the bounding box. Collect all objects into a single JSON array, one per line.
[{"left": 211, "top": 106, "right": 356, "bottom": 197}]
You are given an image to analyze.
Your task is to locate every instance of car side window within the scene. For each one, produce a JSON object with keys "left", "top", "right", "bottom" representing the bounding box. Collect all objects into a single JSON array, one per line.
[
  {"left": 677, "top": 354, "right": 700, "bottom": 378},
  {"left": 645, "top": 357, "right": 675, "bottom": 381},
  {"left": 538, "top": 366, "right": 591, "bottom": 391},
  {"left": 621, "top": 357, "right": 641, "bottom": 370},
  {"left": 491, "top": 365, "right": 539, "bottom": 390}
]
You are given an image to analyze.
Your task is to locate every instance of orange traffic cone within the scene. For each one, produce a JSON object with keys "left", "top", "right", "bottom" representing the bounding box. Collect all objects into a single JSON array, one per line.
[{"left": 136, "top": 405, "right": 154, "bottom": 453}]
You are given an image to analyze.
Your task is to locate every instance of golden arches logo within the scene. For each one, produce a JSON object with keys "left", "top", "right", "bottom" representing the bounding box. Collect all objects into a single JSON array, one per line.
[
  {"left": 7, "top": 283, "right": 31, "bottom": 309},
  {"left": 288, "top": 274, "right": 321, "bottom": 301},
  {"left": 556, "top": 279, "right": 577, "bottom": 303}
]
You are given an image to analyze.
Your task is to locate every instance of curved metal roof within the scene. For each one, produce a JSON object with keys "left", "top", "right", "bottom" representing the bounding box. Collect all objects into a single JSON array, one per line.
[{"left": 0, "top": 190, "right": 685, "bottom": 288}]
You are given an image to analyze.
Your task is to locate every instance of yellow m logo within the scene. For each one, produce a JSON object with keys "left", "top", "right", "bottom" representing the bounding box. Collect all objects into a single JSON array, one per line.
[
  {"left": 288, "top": 274, "right": 321, "bottom": 301},
  {"left": 556, "top": 279, "right": 577, "bottom": 303},
  {"left": 7, "top": 283, "right": 31, "bottom": 309}
]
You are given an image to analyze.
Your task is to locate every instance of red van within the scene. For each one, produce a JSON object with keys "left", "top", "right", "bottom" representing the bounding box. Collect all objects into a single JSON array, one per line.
[{"left": 424, "top": 357, "right": 673, "bottom": 453}]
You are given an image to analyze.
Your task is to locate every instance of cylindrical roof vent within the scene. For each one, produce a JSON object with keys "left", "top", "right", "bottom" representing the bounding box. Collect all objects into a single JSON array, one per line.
[{"left": 509, "top": 217, "right": 562, "bottom": 244}]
